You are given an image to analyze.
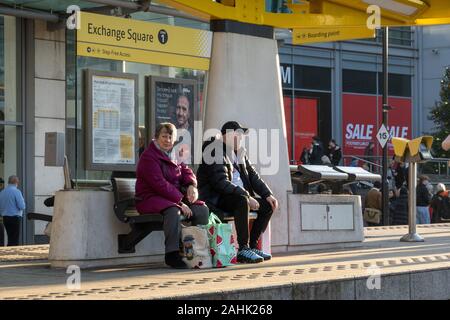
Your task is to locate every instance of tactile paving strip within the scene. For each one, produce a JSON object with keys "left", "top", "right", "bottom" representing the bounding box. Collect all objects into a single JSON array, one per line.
[
  {"left": 0, "top": 245, "right": 49, "bottom": 263},
  {"left": 4, "top": 253, "right": 450, "bottom": 300}
]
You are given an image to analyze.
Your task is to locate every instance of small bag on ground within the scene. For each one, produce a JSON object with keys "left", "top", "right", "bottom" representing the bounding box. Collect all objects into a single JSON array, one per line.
[
  {"left": 181, "top": 225, "right": 213, "bottom": 269},
  {"left": 364, "top": 208, "right": 382, "bottom": 224},
  {"left": 200, "top": 213, "right": 237, "bottom": 268}
]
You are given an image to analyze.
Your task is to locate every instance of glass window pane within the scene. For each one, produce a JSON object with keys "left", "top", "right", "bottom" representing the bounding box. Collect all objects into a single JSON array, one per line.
[
  {"left": 0, "top": 125, "right": 20, "bottom": 189},
  {"left": 66, "top": 32, "right": 207, "bottom": 181},
  {"left": 0, "top": 15, "right": 18, "bottom": 122},
  {"left": 294, "top": 65, "right": 331, "bottom": 91},
  {"left": 343, "top": 69, "right": 377, "bottom": 94},
  {"left": 378, "top": 73, "right": 412, "bottom": 97}
]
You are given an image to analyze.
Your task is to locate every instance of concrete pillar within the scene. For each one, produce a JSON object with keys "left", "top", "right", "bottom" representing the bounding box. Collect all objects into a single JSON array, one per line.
[
  {"left": 4, "top": 16, "right": 17, "bottom": 179},
  {"left": 204, "top": 21, "right": 292, "bottom": 251},
  {"left": 33, "top": 21, "right": 66, "bottom": 240}
]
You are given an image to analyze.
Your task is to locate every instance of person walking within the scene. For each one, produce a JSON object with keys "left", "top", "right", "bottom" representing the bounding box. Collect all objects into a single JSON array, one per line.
[{"left": 0, "top": 175, "right": 26, "bottom": 246}]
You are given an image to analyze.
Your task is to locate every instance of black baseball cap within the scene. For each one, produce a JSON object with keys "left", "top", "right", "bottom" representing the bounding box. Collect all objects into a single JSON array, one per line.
[{"left": 221, "top": 121, "right": 249, "bottom": 135}]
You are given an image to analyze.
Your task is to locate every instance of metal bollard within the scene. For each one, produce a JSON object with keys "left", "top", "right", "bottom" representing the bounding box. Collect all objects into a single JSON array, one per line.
[{"left": 400, "top": 162, "right": 424, "bottom": 242}]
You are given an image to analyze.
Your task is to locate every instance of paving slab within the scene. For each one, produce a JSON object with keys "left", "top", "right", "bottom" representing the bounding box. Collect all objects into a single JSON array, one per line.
[{"left": 1, "top": 224, "right": 450, "bottom": 300}]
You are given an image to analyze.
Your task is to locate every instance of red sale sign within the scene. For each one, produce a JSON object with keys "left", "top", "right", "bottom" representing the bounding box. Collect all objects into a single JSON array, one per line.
[
  {"left": 284, "top": 96, "right": 318, "bottom": 162},
  {"left": 342, "top": 93, "right": 412, "bottom": 158}
]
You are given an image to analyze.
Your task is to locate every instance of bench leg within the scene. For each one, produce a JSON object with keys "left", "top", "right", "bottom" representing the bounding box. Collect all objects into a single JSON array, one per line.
[{"left": 118, "top": 223, "right": 155, "bottom": 254}]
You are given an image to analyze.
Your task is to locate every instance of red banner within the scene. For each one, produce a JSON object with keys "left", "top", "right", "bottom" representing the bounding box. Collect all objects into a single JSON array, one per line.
[
  {"left": 342, "top": 93, "right": 412, "bottom": 159},
  {"left": 284, "top": 96, "right": 318, "bottom": 162}
]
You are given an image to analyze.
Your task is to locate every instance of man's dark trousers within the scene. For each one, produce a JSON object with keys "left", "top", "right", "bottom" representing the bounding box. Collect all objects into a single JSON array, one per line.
[
  {"left": 3, "top": 216, "right": 21, "bottom": 246},
  {"left": 0, "top": 218, "right": 4, "bottom": 246},
  {"left": 217, "top": 194, "right": 273, "bottom": 249}
]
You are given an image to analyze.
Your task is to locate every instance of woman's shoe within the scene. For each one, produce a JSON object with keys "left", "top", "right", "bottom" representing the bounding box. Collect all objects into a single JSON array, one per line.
[{"left": 165, "top": 251, "right": 188, "bottom": 269}]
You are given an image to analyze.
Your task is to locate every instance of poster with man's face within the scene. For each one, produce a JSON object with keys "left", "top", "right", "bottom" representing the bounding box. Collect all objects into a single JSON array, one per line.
[{"left": 147, "top": 77, "right": 197, "bottom": 164}]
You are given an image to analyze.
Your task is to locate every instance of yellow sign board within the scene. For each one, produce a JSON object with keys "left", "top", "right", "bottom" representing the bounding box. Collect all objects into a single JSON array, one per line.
[
  {"left": 77, "top": 12, "right": 212, "bottom": 70},
  {"left": 293, "top": 27, "right": 375, "bottom": 44}
]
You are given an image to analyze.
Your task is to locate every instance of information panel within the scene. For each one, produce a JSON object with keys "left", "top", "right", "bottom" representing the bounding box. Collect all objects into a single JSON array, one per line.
[{"left": 85, "top": 69, "right": 139, "bottom": 171}]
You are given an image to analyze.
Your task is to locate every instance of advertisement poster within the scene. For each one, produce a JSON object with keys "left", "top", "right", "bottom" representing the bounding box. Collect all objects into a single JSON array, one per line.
[
  {"left": 85, "top": 70, "right": 139, "bottom": 171},
  {"left": 147, "top": 77, "right": 197, "bottom": 164},
  {"left": 342, "top": 93, "right": 412, "bottom": 163},
  {"left": 284, "top": 96, "right": 318, "bottom": 162}
]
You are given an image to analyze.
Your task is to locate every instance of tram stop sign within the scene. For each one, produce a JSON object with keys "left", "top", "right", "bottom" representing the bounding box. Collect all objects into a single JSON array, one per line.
[{"left": 377, "top": 124, "right": 389, "bottom": 149}]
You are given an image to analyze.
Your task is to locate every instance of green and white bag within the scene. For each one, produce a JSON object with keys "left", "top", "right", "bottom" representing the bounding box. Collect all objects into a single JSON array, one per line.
[{"left": 201, "top": 213, "right": 237, "bottom": 268}]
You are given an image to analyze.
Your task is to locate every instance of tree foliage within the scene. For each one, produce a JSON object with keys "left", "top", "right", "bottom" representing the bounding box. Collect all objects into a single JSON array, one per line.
[{"left": 428, "top": 67, "right": 450, "bottom": 158}]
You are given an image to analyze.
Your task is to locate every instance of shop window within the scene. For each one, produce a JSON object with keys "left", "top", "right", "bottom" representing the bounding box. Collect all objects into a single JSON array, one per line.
[
  {"left": 294, "top": 65, "right": 331, "bottom": 91},
  {"left": 0, "top": 16, "right": 19, "bottom": 122},
  {"left": 343, "top": 69, "right": 377, "bottom": 95},
  {"left": 0, "top": 125, "right": 19, "bottom": 188},
  {"left": 378, "top": 73, "right": 412, "bottom": 97}
]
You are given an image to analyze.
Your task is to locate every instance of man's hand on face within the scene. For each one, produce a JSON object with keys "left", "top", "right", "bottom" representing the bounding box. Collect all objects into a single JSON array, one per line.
[
  {"left": 186, "top": 185, "right": 198, "bottom": 204},
  {"left": 266, "top": 195, "right": 279, "bottom": 212},
  {"left": 248, "top": 197, "right": 260, "bottom": 211}
]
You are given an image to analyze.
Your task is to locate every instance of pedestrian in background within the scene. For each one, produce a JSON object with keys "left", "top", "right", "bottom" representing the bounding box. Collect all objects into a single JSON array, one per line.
[
  {"left": 391, "top": 187, "right": 409, "bottom": 225},
  {"left": 309, "top": 136, "right": 324, "bottom": 165},
  {"left": 0, "top": 176, "right": 26, "bottom": 246},
  {"left": 327, "top": 139, "right": 342, "bottom": 166},
  {"left": 416, "top": 175, "right": 431, "bottom": 224},
  {"left": 430, "top": 183, "right": 450, "bottom": 223}
]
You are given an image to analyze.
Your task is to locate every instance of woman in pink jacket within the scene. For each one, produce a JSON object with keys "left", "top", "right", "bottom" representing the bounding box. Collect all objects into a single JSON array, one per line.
[{"left": 136, "top": 122, "right": 209, "bottom": 269}]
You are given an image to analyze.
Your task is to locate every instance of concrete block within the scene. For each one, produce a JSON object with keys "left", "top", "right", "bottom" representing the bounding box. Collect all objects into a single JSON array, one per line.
[
  {"left": 49, "top": 190, "right": 165, "bottom": 268},
  {"left": 221, "top": 285, "right": 293, "bottom": 300},
  {"left": 34, "top": 157, "right": 65, "bottom": 196},
  {"left": 410, "top": 270, "right": 450, "bottom": 300},
  {"left": 355, "top": 274, "right": 410, "bottom": 300},
  {"left": 288, "top": 194, "right": 364, "bottom": 246},
  {"left": 35, "top": 78, "right": 66, "bottom": 119},
  {"left": 293, "top": 280, "right": 355, "bottom": 300},
  {"left": 34, "top": 118, "right": 66, "bottom": 157},
  {"left": 35, "top": 39, "right": 65, "bottom": 80}
]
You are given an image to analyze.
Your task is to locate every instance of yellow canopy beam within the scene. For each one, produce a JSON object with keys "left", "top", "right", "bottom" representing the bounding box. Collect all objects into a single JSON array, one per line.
[{"left": 157, "top": 0, "right": 450, "bottom": 29}]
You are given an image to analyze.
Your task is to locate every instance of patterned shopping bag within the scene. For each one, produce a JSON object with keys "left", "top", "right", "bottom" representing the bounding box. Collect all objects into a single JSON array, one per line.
[{"left": 200, "top": 213, "right": 237, "bottom": 268}]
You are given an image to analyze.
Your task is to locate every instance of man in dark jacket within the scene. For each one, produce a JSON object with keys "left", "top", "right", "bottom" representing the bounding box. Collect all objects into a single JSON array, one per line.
[
  {"left": 309, "top": 136, "right": 324, "bottom": 165},
  {"left": 197, "top": 121, "right": 278, "bottom": 264},
  {"left": 416, "top": 175, "right": 431, "bottom": 224},
  {"left": 327, "top": 139, "right": 342, "bottom": 166},
  {"left": 391, "top": 187, "right": 409, "bottom": 225}
]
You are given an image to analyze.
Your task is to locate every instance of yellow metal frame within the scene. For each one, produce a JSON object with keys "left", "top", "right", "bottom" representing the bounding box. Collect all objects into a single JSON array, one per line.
[{"left": 157, "top": 0, "right": 450, "bottom": 29}]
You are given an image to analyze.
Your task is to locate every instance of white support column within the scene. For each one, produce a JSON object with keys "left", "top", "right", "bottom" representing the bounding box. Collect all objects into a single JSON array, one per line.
[{"left": 205, "top": 30, "right": 292, "bottom": 250}]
